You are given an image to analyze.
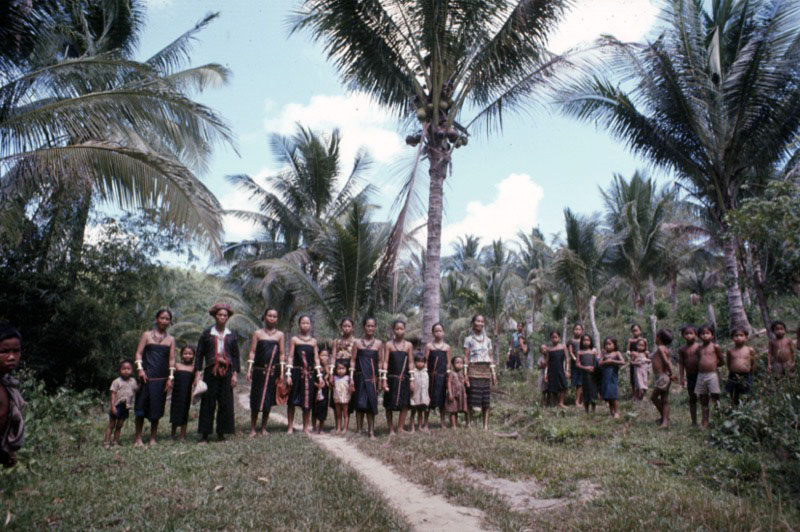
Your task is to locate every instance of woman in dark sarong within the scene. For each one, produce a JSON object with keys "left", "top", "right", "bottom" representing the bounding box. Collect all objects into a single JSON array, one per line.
[
  {"left": 382, "top": 320, "right": 412, "bottom": 435},
  {"left": 245, "top": 308, "right": 284, "bottom": 436},
  {"left": 351, "top": 317, "right": 381, "bottom": 439},
  {"left": 133, "top": 309, "right": 175, "bottom": 447},
  {"left": 424, "top": 322, "right": 451, "bottom": 429},
  {"left": 286, "top": 315, "right": 319, "bottom": 435}
]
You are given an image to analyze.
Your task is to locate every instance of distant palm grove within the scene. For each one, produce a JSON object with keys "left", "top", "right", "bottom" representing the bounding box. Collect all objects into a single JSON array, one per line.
[{"left": 1, "top": 0, "right": 799, "bottom": 393}]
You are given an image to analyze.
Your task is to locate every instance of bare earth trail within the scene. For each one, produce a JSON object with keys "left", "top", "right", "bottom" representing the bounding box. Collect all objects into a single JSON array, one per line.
[{"left": 237, "top": 392, "right": 488, "bottom": 531}]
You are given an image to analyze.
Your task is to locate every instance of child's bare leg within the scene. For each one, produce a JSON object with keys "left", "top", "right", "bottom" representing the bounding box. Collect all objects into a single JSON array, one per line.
[
  {"left": 302, "top": 409, "right": 311, "bottom": 434},
  {"left": 650, "top": 389, "right": 662, "bottom": 423},
  {"left": 409, "top": 410, "right": 416, "bottom": 433},
  {"left": 558, "top": 391, "right": 565, "bottom": 407},
  {"left": 250, "top": 411, "right": 258, "bottom": 436},
  {"left": 700, "top": 395, "right": 710, "bottom": 428},
  {"left": 334, "top": 405, "right": 342, "bottom": 433},
  {"left": 660, "top": 394, "right": 670, "bottom": 428},
  {"left": 576, "top": 386, "right": 583, "bottom": 406},
  {"left": 367, "top": 413, "right": 375, "bottom": 439},
  {"left": 466, "top": 408, "right": 472, "bottom": 427},
  {"left": 612, "top": 400, "right": 619, "bottom": 418},
  {"left": 398, "top": 408, "right": 408, "bottom": 433},
  {"left": 450, "top": 413, "right": 457, "bottom": 429},
  {"left": 134, "top": 416, "right": 145, "bottom": 447},
  {"left": 179, "top": 424, "right": 187, "bottom": 441},
  {"left": 260, "top": 409, "right": 270, "bottom": 435},
  {"left": 482, "top": 407, "right": 490, "bottom": 430},
  {"left": 422, "top": 408, "right": 428, "bottom": 429},
  {"left": 356, "top": 411, "right": 364, "bottom": 433},
  {"left": 688, "top": 392, "right": 698, "bottom": 426},
  {"left": 113, "top": 420, "right": 124, "bottom": 445},
  {"left": 440, "top": 408, "right": 446, "bottom": 428},
  {"left": 286, "top": 405, "right": 296, "bottom": 433},
  {"left": 104, "top": 419, "right": 115, "bottom": 447},
  {"left": 343, "top": 411, "right": 350, "bottom": 434},
  {"left": 148, "top": 420, "right": 159, "bottom": 445},
  {"left": 386, "top": 410, "right": 395, "bottom": 435}
]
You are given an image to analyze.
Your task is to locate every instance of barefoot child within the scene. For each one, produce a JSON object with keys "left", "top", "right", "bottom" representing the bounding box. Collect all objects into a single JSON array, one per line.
[
  {"left": 332, "top": 361, "right": 351, "bottom": 434},
  {"left": 423, "top": 323, "right": 451, "bottom": 429},
  {"left": 0, "top": 325, "right": 24, "bottom": 467},
  {"left": 678, "top": 325, "right": 700, "bottom": 426},
  {"left": 650, "top": 329, "right": 676, "bottom": 428},
  {"left": 726, "top": 328, "right": 755, "bottom": 407},
  {"left": 599, "top": 337, "right": 624, "bottom": 418},
  {"left": 575, "top": 334, "right": 598, "bottom": 413},
  {"left": 312, "top": 347, "right": 330, "bottom": 434},
  {"left": 626, "top": 324, "right": 648, "bottom": 399},
  {"left": 382, "top": 320, "right": 412, "bottom": 435},
  {"left": 542, "top": 331, "right": 568, "bottom": 408},
  {"left": 768, "top": 321, "right": 796, "bottom": 377},
  {"left": 409, "top": 353, "right": 430, "bottom": 433},
  {"left": 695, "top": 324, "right": 724, "bottom": 428},
  {"left": 567, "top": 323, "right": 585, "bottom": 406},
  {"left": 333, "top": 317, "right": 357, "bottom": 431},
  {"left": 104, "top": 359, "right": 138, "bottom": 448},
  {"left": 445, "top": 356, "right": 467, "bottom": 429},
  {"left": 631, "top": 339, "right": 650, "bottom": 401},
  {"left": 170, "top": 346, "right": 195, "bottom": 441}
]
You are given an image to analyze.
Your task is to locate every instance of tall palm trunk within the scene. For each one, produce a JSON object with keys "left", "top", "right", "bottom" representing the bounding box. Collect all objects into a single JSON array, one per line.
[
  {"left": 750, "top": 248, "right": 773, "bottom": 341},
  {"left": 722, "top": 234, "right": 751, "bottom": 332},
  {"left": 421, "top": 145, "right": 448, "bottom": 343}
]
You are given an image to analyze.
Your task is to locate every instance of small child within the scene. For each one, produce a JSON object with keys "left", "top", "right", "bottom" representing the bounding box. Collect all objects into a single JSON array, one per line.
[
  {"left": 409, "top": 352, "right": 430, "bottom": 433},
  {"left": 575, "top": 334, "right": 598, "bottom": 414},
  {"left": 631, "top": 338, "right": 650, "bottom": 401},
  {"left": 678, "top": 325, "right": 700, "bottom": 426},
  {"left": 626, "top": 324, "right": 648, "bottom": 400},
  {"left": 695, "top": 324, "right": 724, "bottom": 429},
  {"left": 446, "top": 356, "right": 467, "bottom": 429},
  {"left": 170, "top": 346, "right": 195, "bottom": 441},
  {"left": 599, "top": 337, "right": 624, "bottom": 418},
  {"left": 768, "top": 321, "right": 796, "bottom": 377},
  {"left": 726, "top": 328, "right": 755, "bottom": 407},
  {"left": 104, "top": 359, "right": 138, "bottom": 448},
  {"left": 332, "top": 361, "right": 351, "bottom": 434},
  {"left": 650, "top": 329, "right": 676, "bottom": 429},
  {"left": 313, "top": 348, "right": 331, "bottom": 434}
]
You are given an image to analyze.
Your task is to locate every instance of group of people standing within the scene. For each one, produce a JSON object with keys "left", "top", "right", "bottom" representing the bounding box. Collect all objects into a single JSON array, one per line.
[{"left": 104, "top": 304, "right": 505, "bottom": 447}]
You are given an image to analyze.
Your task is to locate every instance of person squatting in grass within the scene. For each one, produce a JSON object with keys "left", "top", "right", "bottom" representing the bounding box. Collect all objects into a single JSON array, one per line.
[
  {"left": 695, "top": 324, "right": 724, "bottom": 429},
  {"left": 245, "top": 308, "right": 284, "bottom": 437},
  {"left": 423, "top": 322, "right": 451, "bottom": 430},
  {"left": 0, "top": 324, "right": 24, "bottom": 467},
  {"left": 382, "top": 320, "right": 413, "bottom": 436},
  {"left": 286, "top": 315, "right": 319, "bottom": 435},
  {"left": 650, "top": 329, "right": 676, "bottom": 429},
  {"left": 726, "top": 328, "right": 755, "bottom": 407},
  {"left": 463, "top": 314, "right": 497, "bottom": 430},
  {"left": 768, "top": 321, "right": 796, "bottom": 377},
  {"left": 170, "top": 346, "right": 195, "bottom": 441},
  {"left": 445, "top": 355, "right": 468, "bottom": 429},
  {"left": 351, "top": 317, "right": 381, "bottom": 439},
  {"left": 104, "top": 359, "right": 138, "bottom": 448},
  {"left": 195, "top": 303, "right": 240, "bottom": 443},
  {"left": 542, "top": 330, "right": 568, "bottom": 408},
  {"left": 599, "top": 337, "right": 624, "bottom": 418},
  {"left": 575, "top": 334, "right": 598, "bottom": 414},
  {"left": 133, "top": 309, "right": 175, "bottom": 447},
  {"left": 678, "top": 325, "right": 700, "bottom": 426},
  {"left": 567, "top": 323, "right": 584, "bottom": 407}
]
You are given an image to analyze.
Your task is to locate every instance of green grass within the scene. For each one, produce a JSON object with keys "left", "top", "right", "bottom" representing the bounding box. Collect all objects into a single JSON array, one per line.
[
  {"left": 0, "top": 399, "right": 408, "bottom": 531},
  {"left": 348, "top": 369, "right": 800, "bottom": 531}
]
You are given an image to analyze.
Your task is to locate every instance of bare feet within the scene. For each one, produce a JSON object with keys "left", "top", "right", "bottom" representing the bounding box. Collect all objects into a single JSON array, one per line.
[
  {"left": 134, "top": 440, "right": 145, "bottom": 448},
  {"left": 104, "top": 442, "right": 110, "bottom": 449},
  {"left": 249, "top": 430, "right": 257, "bottom": 438},
  {"left": 148, "top": 439, "right": 156, "bottom": 447},
  {"left": 369, "top": 432, "right": 376, "bottom": 440}
]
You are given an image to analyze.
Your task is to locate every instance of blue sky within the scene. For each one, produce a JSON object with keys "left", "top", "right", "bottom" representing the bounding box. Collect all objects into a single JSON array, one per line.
[{"left": 136, "top": 0, "right": 667, "bottom": 257}]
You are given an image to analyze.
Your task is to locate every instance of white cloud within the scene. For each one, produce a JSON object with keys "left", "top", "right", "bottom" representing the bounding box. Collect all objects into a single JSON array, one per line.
[
  {"left": 219, "top": 167, "right": 275, "bottom": 242},
  {"left": 440, "top": 173, "right": 545, "bottom": 251},
  {"left": 548, "top": 0, "right": 660, "bottom": 53},
  {"left": 263, "top": 93, "right": 405, "bottom": 171}
]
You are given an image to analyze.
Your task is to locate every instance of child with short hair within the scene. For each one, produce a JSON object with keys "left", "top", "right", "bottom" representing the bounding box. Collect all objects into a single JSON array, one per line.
[
  {"left": 626, "top": 324, "right": 648, "bottom": 399},
  {"left": 599, "top": 337, "right": 624, "bottom": 418},
  {"left": 575, "top": 334, "right": 598, "bottom": 414},
  {"left": 0, "top": 324, "right": 24, "bottom": 467},
  {"left": 332, "top": 361, "right": 351, "bottom": 434},
  {"left": 170, "top": 346, "right": 195, "bottom": 441},
  {"left": 313, "top": 347, "right": 331, "bottom": 434},
  {"left": 445, "top": 356, "right": 467, "bottom": 429},
  {"left": 678, "top": 325, "right": 700, "bottom": 426},
  {"left": 726, "top": 328, "right": 755, "bottom": 407},
  {"left": 695, "top": 324, "right": 724, "bottom": 429},
  {"left": 409, "top": 352, "right": 430, "bottom": 433},
  {"left": 768, "top": 321, "right": 796, "bottom": 377},
  {"left": 567, "top": 323, "right": 585, "bottom": 407},
  {"left": 650, "top": 329, "right": 676, "bottom": 429},
  {"left": 105, "top": 359, "right": 139, "bottom": 448},
  {"left": 631, "top": 338, "right": 650, "bottom": 401}
]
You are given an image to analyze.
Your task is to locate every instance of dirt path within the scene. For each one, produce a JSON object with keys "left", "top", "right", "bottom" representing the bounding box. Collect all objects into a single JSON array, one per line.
[{"left": 237, "top": 392, "right": 488, "bottom": 531}]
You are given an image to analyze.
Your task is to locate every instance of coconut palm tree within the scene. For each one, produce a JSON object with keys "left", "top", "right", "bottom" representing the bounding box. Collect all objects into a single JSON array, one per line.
[
  {"left": 559, "top": 0, "right": 800, "bottom": 331},
  {"left": 444, "top": 234, "right": 482, "bottom": 274},
  {"left": 293, "top": 0, "right": 573, "bottom": 341},
  {"left": 601, "top": 171, "right": 675, "bottom": 309}
]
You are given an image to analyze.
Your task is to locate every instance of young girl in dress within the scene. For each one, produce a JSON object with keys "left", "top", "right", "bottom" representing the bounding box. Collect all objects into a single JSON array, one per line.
[
  {"left": 631, "top": 338, "right": 650, "bottom": 401},
  {"left": 567, "top": 323, "right": 585, "bottom": 407},
  {"left": 351, "top": 317, "right": 381, "bottom": 438},
  {"left": 312, "top": 346, "right": 330, "bottom": 434},
  {"left": 423, "top": 323, "right": 451, "bottom": 430},
  {"left": 286, "top": 315, "right": 319, "bottom": 434},
  {"left": 445, "top": 355, "right": 467, "bottom": 429},
  {"left": 541, "top": 330, "right": 568, "bottom": 407},
  {"left": 599, "top": 337, "right": 625, "bottom": 418},
  {"left": 332, "top": 361, "right": 351, "bottom": 434},
  {"left": 626, "top": 324, "right": 648, "bottom": 399},
  {"left": 170, "top": 346, "right": 195, "bottom": 441},
  {"left": 575, "top": 334, "right": 598, "bottom": 414},
  {"left": 382, "top": 320, "right": 413, "bottom": 435},
  {"left": 245, "top": 308, "right": 284, "bottom": 437},
  {"left": 409, "top": 352, "right": 430, "bottom": 433},
  {"left": 332, "top": 317, "right": 357, "bottom": 431}
]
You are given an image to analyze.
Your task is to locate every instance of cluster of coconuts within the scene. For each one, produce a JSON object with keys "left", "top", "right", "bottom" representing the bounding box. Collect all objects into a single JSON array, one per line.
[{"left": 407, "top": 95, "right": 468, "bottom": 149}]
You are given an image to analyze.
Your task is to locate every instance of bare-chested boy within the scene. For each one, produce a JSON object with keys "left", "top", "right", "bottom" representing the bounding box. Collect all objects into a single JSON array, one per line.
[
  {"left": 650, "top": 329, "right": 676, "bottom": 429},
  {"left": 695, "top": 324, "right": 724, "bottom": 428},
  {"left": 768, "top": 321, "right": 796, "bottom": 377},
  {"left": 725, "top": 328, "right": 755, "bottom": 407},
  {"left": 678, "top": 325, "right": 700, "bottom": 426}
]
